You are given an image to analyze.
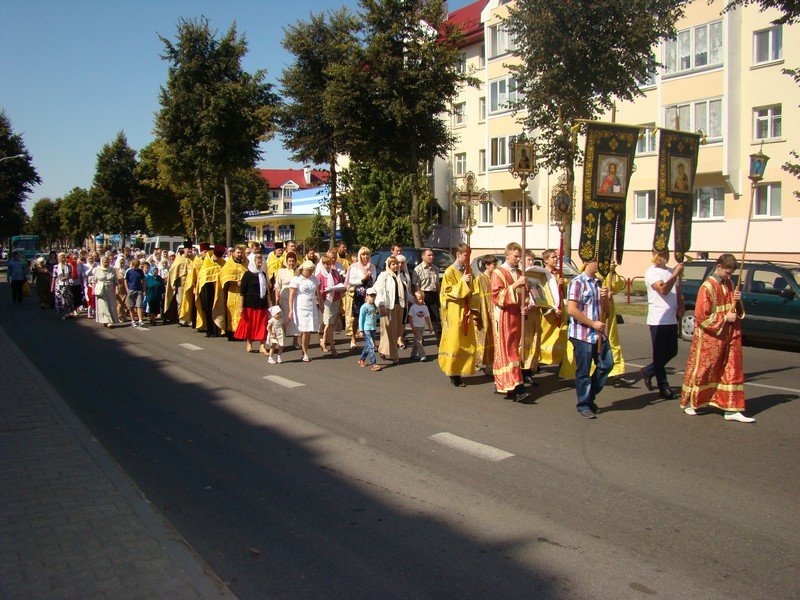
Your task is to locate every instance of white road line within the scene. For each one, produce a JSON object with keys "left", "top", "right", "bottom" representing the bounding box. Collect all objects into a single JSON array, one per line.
[
  {"left": 263, "top": 375, "right": 305, "bottom": 389},
  {"left": 179, "top": 343, "right": 204, "bottom": 351},
  {"left": 429, "top": 432, "right": 514, "bottom": 462},
  {"left": 625, "top": 362, "right": 799, "bottom": 394}
]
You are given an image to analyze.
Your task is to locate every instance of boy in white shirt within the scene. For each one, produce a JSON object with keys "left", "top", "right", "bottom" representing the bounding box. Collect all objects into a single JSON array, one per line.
[
  {"left": 407, "top": 290, "right": 434, "bottom": 361},
  {"left": 266, "top": 305, "right": 285, "bottom": 364}
]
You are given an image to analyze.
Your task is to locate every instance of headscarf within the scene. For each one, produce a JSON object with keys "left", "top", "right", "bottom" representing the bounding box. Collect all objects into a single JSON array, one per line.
[{"left": 299, "top": 260, "right": 315, "bottom": 272}]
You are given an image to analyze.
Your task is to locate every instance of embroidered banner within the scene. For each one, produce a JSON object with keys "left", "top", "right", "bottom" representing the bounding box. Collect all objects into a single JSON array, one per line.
[
  {"left": 652, "top": 129, "right": 701, "bottom": 263},
  {"left": 578, "top": 122, "right": 640, "bottom": 275}
]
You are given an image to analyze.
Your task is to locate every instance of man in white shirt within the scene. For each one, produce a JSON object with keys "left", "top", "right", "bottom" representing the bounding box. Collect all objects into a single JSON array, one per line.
[{"left": 641, "top": 249, "right": 685, "bottom": 399}]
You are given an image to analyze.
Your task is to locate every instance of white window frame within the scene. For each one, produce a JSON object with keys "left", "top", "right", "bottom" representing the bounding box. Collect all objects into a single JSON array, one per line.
[
  {"left": 489, "top": 76, "right": 520, "bottom": 114},
  {"left": 489, "top": 135, "right": 512, "bottom": 169},
  {"left": 488, "top": 23, "right": 517, "bottom": 59},
  {"left": 634, "top": 190, "right": 656, "bottom": 221},
  {"left": 637, "top": 124, "right": 657, "bottom": 154},
  {"left": 453, "top": 102, "right": 466, "bottom": 127},
  {"left": 753, "top": 26, "right": 782, "bottom": 65},
  {"left": 454, "top": 152, "right": 467, "bottom": 177},
  {"left": 479, "top": 201, "right": 494, "bottom": 224},
  {"left": 478, "top": 97, "right": 486, "bottom": 122},
  {"left": 478, "top": 149, "right": 486, "bottom": 174},
  {"left": 456, "top": 51, "right": 467, "bottom": 74},
  {"left": 664, "top": 98, "right": 722, "bottom": 141},
  {"left": 663, "top": 20, "right": 723, "bottom": 76},
  {"left": 479, "top": 44, "right": 486, "bottom": 68},
  {"left": 693, "top": 186, "right": 725, "bottom": 220},
  {"left": 270, "top": 190, "right": 279, "bottom": 199},
  {"left": 754, "top": 183, "right": 781, "bottom": 218},
  {"left": 753, "top": 104, "right": 781, "bottom": 141},
  {"left": 508, "top": 199, "right": 533, "bottom": 224}
]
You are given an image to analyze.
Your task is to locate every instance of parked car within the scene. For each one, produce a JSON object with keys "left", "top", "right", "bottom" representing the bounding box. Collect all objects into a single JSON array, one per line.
[
  {"left": 370, "top": 247, "right": 454, "bottom": 282},
  {"left": 679, "top": 259, "right": 800, "bottom": 346},
  {"left": 470, "top": 252, "right": 580, "bottom": 278}
]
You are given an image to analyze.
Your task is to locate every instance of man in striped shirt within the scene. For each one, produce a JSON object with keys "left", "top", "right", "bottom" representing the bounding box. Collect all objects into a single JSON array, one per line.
[{"left": 567, "top": 257, "right": 614, "bottom": 419}]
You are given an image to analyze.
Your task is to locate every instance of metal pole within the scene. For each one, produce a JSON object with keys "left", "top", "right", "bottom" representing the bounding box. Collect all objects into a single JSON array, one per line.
[{"left": 519, "top": 178, "right": 528, "bottom": 365}]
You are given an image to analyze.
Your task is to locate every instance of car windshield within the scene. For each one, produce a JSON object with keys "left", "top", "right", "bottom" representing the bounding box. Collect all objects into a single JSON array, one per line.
[{"left": 789, "top": 268, "right": 800, "bottom": 288}]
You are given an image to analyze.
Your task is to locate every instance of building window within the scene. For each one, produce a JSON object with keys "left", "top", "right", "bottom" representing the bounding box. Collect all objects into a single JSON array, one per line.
[
  {"left": 271, "top": 204, "right": 279, "bottom": 212},
  {"left": 454, "top": 152, "right": 467, "bottom": 176},
  {"left": 638, "top": 68, "right": 656, "bottom": 88},
  {"left": 278, "top": 224, "right": 295, "bottom": 240},
  {"left": 479, "top": 201, "right": 493, "bottom": 224},
  {"left": 453, "top": 203, "right": 466, "bottom": 225},
  {"left": 456, "top": 52, "right": 467, "bottom": 74},
  {"left": 490, "top": 77, "right": 520, "bottom": 113},
  {"left": 753, "top": 105, "right": 781, "bottom": 141},
  {"left": 508, "top": 199, "right": 533, "bottom": 224},
  {"left": 282, "top": 188, "right": 293, "bottom": 199},
  {"left": 693, "top": 187, "right": 725, "bottom": 219},
  {"left": 478, "top": 149, "right": 486, "bottom": 174},
  {"left": 488, "top": 23, "right": 517, "bottom": 58},
  {"left": 490, "top": 136, "right": 511, "bottom": 168},
  {"left": 453, "top": 102, "right": 466, "bottom": 126},
  {"left": 284, "top": 202, "right": 292, "bottom": 213},
  {"left": 754, "top": 26, "right": 782, "bottom": 64},
  {"left": 428, "top": 202, "right": 443, "bottom": 226},
  {"left": 635, "top": 190, "right": 656, "bottom": 220},
  {"left": 754, "top": 183, "right": 781, "bottom": 217},
  {"left": 664, "top": 20, "right": 722, "bottom": 75},
  {"left": 665, "top": 98, "right": 722, "bottom": 140},
  {"left": 479, "top": 44, "right": 486, "bottom": 68},
  {"left": 637, "top": 124, "right": 657, "bottom": 154},
  {"left": 271, "top": 190, "right": 279, "bottom": 199},
  {"left": 478, "top": 97, "right": 486, "bottom": 122}
]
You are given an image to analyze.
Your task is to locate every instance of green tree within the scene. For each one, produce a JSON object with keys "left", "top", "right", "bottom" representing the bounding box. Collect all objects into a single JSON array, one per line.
[
  {"left": 29, "top": 198, "right": 62, "bottom": 248},
  {"left": 280, "top": 9, "right": 359, "bottom": 249},
  {"left": 304, "top": 209, "right": 329, "bottom": 250},
  {"left": 0, "top": 110, "right": 40, "bottom": 240},
  {"left": 505, "top": 0, "right": 686, "bottom": 257},
  {"left": 92, "top": 132, "right": 144, "bottom": 240},
  {"left": 155, "top": 18, "right": 278, "bottom": 246},
  {"left": 340, "top": 162, "right": 435, "bottom": 249},
  {"left": 58, "top": 187, "right": 93, "bottom": 247},
  {"left": 136, "top": 139, "right": 186, "bottom": 234},
  {"left": 325, "top": 0, "right": 477, "bottom": 248}
]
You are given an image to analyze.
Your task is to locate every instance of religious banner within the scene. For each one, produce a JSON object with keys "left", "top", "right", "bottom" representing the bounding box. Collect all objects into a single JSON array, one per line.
[
  {"left": 578, "top": 122, "right": 640, "bottom": 275},
  {"left": 653, "top": 128, "right": 701, "bottom": 263}
]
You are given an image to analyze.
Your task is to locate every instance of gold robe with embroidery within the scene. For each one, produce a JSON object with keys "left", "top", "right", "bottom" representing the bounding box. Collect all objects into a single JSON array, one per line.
[
  {"left": 437, "top": 264, "right": 476, "bottom": 377},
  {"left": 213, "top": 257, "right": 248, "bottom": 333}
]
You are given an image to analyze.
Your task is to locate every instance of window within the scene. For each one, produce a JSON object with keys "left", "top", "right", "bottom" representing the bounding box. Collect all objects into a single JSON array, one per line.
[
  {"left": 479, "top": 201, "right": 494, "bottom": 224},
  {"left": 693, "top": 187, "right": 725, "bottom": 219},
  {"left": 754, "top": 26, "right": 782, "bottom": 64},
  {"left": 754, "top": 183, "right": 781, "bottom": 217},
  {"left": 753, "top": 105, "right": 781, "bottom": 140},
  {"left": 456, "top": 52, "right": 467, "bottom": 74},
  {"left": 282, "top": 188, "right": 293, "bottom": 199},
  {"left": 478, "top": 149, "right": 486, "bottom": 174},
  {"left": 490, "top": 136, "right": 512, "bottom": 168},
  {"left": 635, "top": 190, "right": 656, "bottom": 220},
  {"left": 637, "top": 125, "right": 656, "bottom": 154},
  {"left": 453, "top": 203, "right": 466, "bottom": 225},
  {"left": 490, "top": 77, "right": 520, "bottom": 113},
  {"left": 278, "top": 224, "right": 295, "bottom": 240},
  {"left": 454, "top": 153, "right": 467, "bottom": 176},
  {"left": 664, "top": 20, "right": 722, "bottom": 75},
  {"left": 488, "top": 23, "right": 517, "bottom": 58},
  {"left": 638, "top": 69, "right": 656, "bottom": 88},
  {"left": 270, "top": 190, "right": 279, "bottom": 199},
  {"left": 478, "top": 97, "right": 486, "bottom": 122},
  {"left": 665, "top": 98, "right": 721, "bottom": 140},
  {"left": 284, "top": 201, "right": 292, "bottom": 213},
  {"left": 509, "top": 200, "right": 533, "bottom": 224},
  {"left": 428, "top": 202, "right": 443, "bottom": 226},
  {"left": 453, "top": 102, "right": 466, "bottom": 126},
  {"left": 479, "top": 45, "right": 486, "bottom": 68},
  {"left": 271, "top": 204, "right": 279, "bottom": 212}
]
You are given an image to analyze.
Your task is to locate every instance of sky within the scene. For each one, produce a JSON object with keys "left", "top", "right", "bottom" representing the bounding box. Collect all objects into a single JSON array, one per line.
[{"left": 1, "top": 0, "right": 475, "bottom": 213}]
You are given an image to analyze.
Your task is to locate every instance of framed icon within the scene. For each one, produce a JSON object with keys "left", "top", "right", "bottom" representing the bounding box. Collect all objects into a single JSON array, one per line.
[{"left": 595, "top": 153, "right": 628, "bottom": 198}]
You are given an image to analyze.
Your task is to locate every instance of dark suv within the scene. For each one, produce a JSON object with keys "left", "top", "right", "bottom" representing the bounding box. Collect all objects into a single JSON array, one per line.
[
  {"left": 370, "top": 247, "right": 455, "bottom": 281},
  {"left": 679, "top": 259, "right": 800, "bottom": 346}
]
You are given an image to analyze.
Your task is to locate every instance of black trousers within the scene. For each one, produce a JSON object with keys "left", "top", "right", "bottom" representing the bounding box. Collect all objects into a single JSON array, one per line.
[
  {"left": 423, "top": 290, "right": 441, "bottom": 330},
  {"left": 71, "top": 284, "right": 84, "bottom": 308},
  {"left": 200, "top": 282, "right": 219, "bottom": 337},
  {"left": 11, "top": 280, "right": 24, "bottom": 303},
  {"left": 643, "top": 324, "right": 678, "bottom": 388}
]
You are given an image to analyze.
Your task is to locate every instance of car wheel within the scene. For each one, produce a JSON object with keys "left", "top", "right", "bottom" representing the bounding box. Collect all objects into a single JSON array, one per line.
[{"left": 680, "top": 310, "right": 695, "bottom": 341}]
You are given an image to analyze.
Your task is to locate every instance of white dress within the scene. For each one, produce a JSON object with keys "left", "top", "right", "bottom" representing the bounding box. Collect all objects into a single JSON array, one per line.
[{"left": 290, "top": 275, "right": 320, "bottom": 333}]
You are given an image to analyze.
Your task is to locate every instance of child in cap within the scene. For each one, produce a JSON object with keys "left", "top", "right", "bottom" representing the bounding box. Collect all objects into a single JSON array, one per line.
[
  {"left": 358, "top": 287, "right": 381, "bottom": 371},
  {"left": 267, "top": 305, "right": 285, "bottom": 364}
]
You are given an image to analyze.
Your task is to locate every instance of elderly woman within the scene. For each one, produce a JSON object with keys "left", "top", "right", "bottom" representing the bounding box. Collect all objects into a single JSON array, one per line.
[
  {"left": 235, "top": 253, "right": 270, "bottom": 354},
  {"left": 347, "top": 246, "right": 377, "bottom": 349},
  {"left": 374, "top": 255, "right": 412, "bottom": 364},
  {"left": 33, "top": 257, "right": 53, "bottom": 309},
  {"left": 395, "top": 254, "right": 413, "bottom": 349},
  {"left": 317, "top": 255, "right": 345, "bottom": 356},
  {"left": 114, "top": 254, "right": 129, "bottom": 322},
  {"left": 93, "top": 254, "right": 119, "bottom": 327},
  {"left": 52, "top": 252, "right": 74, "bottom": 319},
  {"left": 275, "top": 251, "right": 300, "bottom": 347},
  {"left": 288, "top": 260, "right": 322, "bottom": 362}
]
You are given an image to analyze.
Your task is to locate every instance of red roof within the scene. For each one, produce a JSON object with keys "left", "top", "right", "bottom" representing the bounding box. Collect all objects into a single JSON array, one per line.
[
  {"left": 257, "top": 168, "right": 330, "bottom": 189},
  {"left": 448, "top": 0, "right": 487, "bottom": 47}
]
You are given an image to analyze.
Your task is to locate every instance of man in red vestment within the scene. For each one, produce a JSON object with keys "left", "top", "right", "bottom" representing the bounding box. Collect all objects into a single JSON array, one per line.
[
  {"left": 681, "top": 253, "right": 754, "bottom": 423},
  {"left": 491, "top": 242, "right": 533, "bottom": 403}
]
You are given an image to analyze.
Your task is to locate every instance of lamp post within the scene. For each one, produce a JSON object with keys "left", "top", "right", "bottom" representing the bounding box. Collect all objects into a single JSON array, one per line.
[
  {"left": 0, "top": 154, "right": 25, "bottom": 164},
  {"left": 735, "top": 146, "right": 770, "bottom": 314}
]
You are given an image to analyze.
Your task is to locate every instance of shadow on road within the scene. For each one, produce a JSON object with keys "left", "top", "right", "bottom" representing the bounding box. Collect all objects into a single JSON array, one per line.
[{"left": 743, "top": 393, "right": 799, "bottom": 417}]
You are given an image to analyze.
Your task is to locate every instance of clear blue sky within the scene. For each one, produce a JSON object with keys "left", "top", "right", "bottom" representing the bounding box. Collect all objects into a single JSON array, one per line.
[{"left": 1, "top": 0, "right": 474, "bottom": 213}]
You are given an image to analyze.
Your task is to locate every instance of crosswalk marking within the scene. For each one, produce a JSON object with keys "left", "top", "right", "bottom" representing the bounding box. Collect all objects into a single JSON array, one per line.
[
  {"left": 429, "top": 432, "right": 514, "bottom": 462},
  {"left": 263, "top": 375, "right": 305, "bottom": 389},
  {"left": 179, "top": 343, "right": 204, "bottom": 351}
]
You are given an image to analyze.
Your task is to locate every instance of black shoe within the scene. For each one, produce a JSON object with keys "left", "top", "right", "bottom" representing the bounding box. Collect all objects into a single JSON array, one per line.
[
  {"left": 450, "top": 376, "right": 466, "bottom": 387},
  {"left": 589, "top": 402, "right": 599, "bottom": 414},
  {"left": 614, "top": 376, "right": 636, "bottom": 387},
  {"left": 640, "top": 368, "right": 655, "bottom": 391},
  {"left": 515, "top": 390, "right": 534, "bottom": 404},
  {"left": 578, "top": 407, "right": 597, "bottom": 419},
  {"left": 659, "top": 386, "right": 676, "bottom": 400},
  {"left": 522, "top": 375, "right": 539, "bottom": 386}
]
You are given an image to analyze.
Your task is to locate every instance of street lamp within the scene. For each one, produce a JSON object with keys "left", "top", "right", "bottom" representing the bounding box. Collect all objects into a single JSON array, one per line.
[{"left": 0, "top": 154, "right": 25, "bottom": 164}]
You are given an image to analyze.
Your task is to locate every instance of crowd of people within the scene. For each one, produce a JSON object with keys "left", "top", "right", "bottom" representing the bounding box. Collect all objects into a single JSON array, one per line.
[{"left": 7, "top": 239, "right": 753, "bottom": 423}]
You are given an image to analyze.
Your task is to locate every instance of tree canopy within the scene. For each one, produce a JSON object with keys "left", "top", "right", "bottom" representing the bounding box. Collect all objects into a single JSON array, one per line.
[
  {"left": 92, "top": 132, "right": 145, "bottom": 239},
  {"left": 0, "top": 110, "right": 40, "bottom": 240}
]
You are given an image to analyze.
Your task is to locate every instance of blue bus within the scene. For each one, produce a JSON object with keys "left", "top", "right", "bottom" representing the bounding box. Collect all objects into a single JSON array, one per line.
[{"left": 10, "top": 235, "right": 40, "bottom": 262}]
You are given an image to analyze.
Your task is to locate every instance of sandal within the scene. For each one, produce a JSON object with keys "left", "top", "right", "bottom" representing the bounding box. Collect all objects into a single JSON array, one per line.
[
  {"left": 371, "top": 364, "right": 383, "bottom": 371},
  {"left": 259, "top": 347, "right": 268, "bottom": 356},
  {"left": 358, "top": 359, "right": 366, "bottom": 367},
  {"left": 302, "top": 354, "right": 310, "bottom": 362}
]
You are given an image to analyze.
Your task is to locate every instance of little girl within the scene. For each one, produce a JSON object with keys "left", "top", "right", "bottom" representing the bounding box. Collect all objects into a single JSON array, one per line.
[{"left": 266, "top": 305, "right": 285, "bottom": 364}]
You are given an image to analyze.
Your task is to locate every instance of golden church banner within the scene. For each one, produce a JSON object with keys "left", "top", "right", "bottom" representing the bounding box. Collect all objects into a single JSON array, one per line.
[
  {"left": 652, "top": 129, "right": 701, "bottom": 263},
  {"left": 578, "top": 122, "right": 640, "bottom": 275}
]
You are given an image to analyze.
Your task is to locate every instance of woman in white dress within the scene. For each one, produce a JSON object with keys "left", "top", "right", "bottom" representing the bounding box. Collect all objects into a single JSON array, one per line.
[
  {"left": 93, "top": 255, "right": 120, "bottom": 327},
  {"left": 274, "top": 251, "right": 300, "bottom": 346},
  {"left": 288, "top": 260, "right": 322, "bottom": 362}
]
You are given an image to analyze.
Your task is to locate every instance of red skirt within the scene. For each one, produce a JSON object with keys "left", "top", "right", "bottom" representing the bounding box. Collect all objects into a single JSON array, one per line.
[{"left": 234, "top": 307, "right": 268, "bottom": 341}]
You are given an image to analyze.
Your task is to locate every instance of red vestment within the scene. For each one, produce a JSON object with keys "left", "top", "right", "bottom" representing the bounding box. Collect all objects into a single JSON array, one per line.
[
  {"left": 681, "top": 276, "right": 745, "bottom": 411},
  {"left": 491, "top": 265, "right": 523, "bottom": 393}
]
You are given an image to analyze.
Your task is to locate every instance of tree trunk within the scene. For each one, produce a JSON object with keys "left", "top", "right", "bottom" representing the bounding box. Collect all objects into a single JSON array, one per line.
[
  {"left": 224, "top": 175, "right": 232, "bottom": 249},
  {"left": 328, "top": 159, "right": 337, "bottom": 250},
  {"left": 410, "top": 149, "right": 422, "bottom": 248}
]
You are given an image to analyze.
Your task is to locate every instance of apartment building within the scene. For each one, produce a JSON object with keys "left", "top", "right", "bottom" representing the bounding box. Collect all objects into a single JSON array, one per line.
[{"left": 432, "top": 0, "right": 798, "bottom": 275}]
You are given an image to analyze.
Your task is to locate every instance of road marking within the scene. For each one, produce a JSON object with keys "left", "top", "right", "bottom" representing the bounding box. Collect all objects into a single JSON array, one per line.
[
  {"left": 263, "top": 375, "right": 305, "bottom": 389},
  {"left": 179, "top": 343, "right": 204, "bottom": 351},
  {"left": 625, "top": 362, "right": 799, "bottom": 394},
  {"left": 429, "top": 432, "right": 514, "bottom": 462}
]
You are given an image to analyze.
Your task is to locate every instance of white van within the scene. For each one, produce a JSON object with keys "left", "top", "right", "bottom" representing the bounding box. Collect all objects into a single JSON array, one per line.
[{"left": 144, "top": 236, "right": 184, "bottom": 256}]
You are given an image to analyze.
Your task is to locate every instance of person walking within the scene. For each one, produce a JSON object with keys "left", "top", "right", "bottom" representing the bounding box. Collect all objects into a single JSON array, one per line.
[
  {"left": 437, "top": 243, "right": 477, "bottom": 387},
  {"left": 357, "top": 287, "right": 381, "bottom": 371},
  {"left": 235, "top": 253, "right": 270, "bottom": 354},
  {"left": 93, "top": 255, "right": 120, "bottom": 327},
  {"left": 641, "top": 250, "right": 684, "bottom": 398},
  {"left": 375, "top": 256, "right": 411, "bottom": 365},
  {"left": 288, "top": 260, "right": 322, "bottom": 362},
  {"left": 32, "top": 256, "right": 52, "bottom": 308},
  {"left": 413, "top": 248, "right": 441, "bottom": 333},
  {"left": 52, "top": 253, "right": 75, "bottom": 319},
  {"left": 7, "top": 251, "right": 28, "bottom": 304},
  {"left": 347, "top": 247, "right": 376, "bottom": 350}
]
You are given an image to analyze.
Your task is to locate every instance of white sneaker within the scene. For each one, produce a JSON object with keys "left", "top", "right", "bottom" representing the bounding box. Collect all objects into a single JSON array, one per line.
[
  {"left": 724, "top": 412, "right": 755, "bottom": 423},
  {"left": 268, "top": 357, "right": 276, "bottom": 364},
  {"left": 684, "top": 407, "right": 697, "bottom": 416},
  {"left": 419, "top": 356, "right": 427, "bottom": 362},
  {"left": 276, "top": 355, "right": 282, "bottom": 364},
  {"left": 132, "top": 321, "right": 139, "bottom": 328}
]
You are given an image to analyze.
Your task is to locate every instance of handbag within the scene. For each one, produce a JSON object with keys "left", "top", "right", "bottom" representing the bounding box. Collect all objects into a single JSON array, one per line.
[{"left": 22, "top": 281, "right": 31, "bottom": 297}]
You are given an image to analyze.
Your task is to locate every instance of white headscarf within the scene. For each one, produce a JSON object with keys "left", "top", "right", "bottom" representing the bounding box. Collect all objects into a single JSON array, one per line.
[{"left": 248, "top": 254, "right": 268, "bottom": 298}]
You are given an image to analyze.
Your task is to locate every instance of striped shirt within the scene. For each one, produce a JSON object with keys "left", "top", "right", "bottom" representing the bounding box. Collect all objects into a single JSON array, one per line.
[{"left": 567, "top": 272, "right": 602, "bottom": 343}]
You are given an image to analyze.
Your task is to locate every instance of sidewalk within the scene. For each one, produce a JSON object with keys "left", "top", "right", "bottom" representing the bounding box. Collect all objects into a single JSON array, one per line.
[{"left": 0, "top": 322, "right": 236, "bottom": 599}]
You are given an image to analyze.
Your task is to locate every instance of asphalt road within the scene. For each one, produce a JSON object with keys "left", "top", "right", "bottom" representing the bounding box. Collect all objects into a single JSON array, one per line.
[{"left": 2, "top": 284, "right": 798, "bottom": 599}]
